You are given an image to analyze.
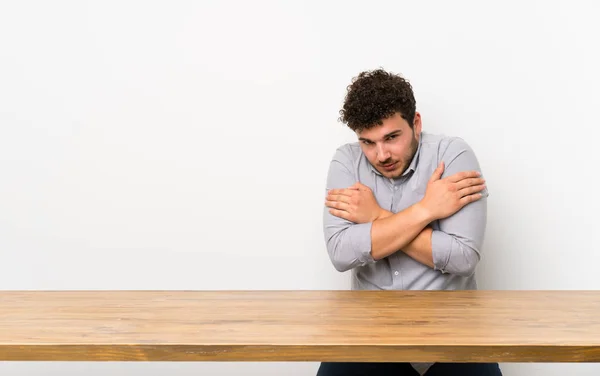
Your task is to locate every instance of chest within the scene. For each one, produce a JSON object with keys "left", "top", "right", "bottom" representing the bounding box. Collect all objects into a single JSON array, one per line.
[
  {"left": 362, "top": 165, "right": 434, "bottom": 214},
  {"left": 376, "top": 179, "right": 423, "bottom": 213}
]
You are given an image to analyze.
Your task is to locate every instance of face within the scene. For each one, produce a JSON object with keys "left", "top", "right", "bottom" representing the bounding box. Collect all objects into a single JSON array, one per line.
[{"left": 356, "top": 112, "right": 422, "bottom": 179}]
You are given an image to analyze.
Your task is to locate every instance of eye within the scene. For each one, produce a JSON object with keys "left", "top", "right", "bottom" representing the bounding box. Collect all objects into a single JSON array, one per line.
[{"left": 361, "top": 140, "right": 373, "bottom": 146}]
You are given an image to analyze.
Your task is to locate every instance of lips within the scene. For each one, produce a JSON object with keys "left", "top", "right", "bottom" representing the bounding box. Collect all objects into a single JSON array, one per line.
[{"left": 381, "top": 162, "right": 397, "bottom": 171}]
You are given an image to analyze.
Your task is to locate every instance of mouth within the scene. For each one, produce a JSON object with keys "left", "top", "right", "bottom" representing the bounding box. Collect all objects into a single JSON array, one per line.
[{"left": 381, "top": 162, "right": 397, "bottom": 171}]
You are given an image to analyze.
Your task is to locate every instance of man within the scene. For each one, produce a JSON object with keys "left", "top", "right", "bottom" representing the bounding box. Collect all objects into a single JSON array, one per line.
[{"left": 319, "top": 69, "right": 501, "bottom": 376}]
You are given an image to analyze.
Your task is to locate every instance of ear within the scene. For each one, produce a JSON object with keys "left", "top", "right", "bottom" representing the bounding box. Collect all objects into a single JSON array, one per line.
[{"left": 413, "top": 112, "right": 422, "bottom": 138}]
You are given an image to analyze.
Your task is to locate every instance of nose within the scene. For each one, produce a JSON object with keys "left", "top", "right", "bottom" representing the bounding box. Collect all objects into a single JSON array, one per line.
[{"left": 376, "top": 143, "right": 391, "bottom": 162}]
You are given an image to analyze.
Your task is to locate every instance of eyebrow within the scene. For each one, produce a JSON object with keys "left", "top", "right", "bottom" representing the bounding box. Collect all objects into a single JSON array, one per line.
[{"left": 359, "top": 130, "right": 402, "bottom": 143}]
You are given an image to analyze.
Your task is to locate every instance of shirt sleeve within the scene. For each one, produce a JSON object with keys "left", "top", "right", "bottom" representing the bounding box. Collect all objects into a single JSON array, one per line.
[
  {"left": 322, "top": 147, "right": 376, "bottom": 272},
  {"left": 431, "top": 138, "right": 489, "bottom": 277}
]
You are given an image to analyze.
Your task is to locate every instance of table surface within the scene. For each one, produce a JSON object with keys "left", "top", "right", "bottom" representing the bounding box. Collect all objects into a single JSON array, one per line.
[{"left": 1, "top": 290, "right": 599, "bottom": 362}]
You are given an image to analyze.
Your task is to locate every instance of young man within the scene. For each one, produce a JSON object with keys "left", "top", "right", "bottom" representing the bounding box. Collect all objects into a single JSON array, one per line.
[{"left": 319, "top": 69, "right": 502, "bottom": 376}]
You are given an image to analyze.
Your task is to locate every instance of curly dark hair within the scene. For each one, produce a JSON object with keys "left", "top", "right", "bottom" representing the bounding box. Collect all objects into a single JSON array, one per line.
[{"left": 339, "top": 68, "right": 416, "bottom": 132}]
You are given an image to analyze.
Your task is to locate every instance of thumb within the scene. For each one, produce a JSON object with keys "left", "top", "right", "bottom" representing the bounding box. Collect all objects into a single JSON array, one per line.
[
  {"left": 429, "top": 161, "right": 444, "bottom": 183},
  {"left": 351, "top": 182, "right": 368, "bottom": 191}
]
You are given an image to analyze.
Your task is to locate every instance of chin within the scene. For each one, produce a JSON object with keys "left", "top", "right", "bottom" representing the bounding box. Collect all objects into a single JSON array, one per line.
[
  {"left": 387, "top": 167, "right": 406, "bottom": 179},
  {"left": 382, "top": 171, "right": 398, "bottom": 179}
]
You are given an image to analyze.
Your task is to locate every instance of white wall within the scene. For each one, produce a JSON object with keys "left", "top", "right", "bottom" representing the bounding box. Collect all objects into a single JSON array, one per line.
[{"left": 1, "top": 1, "right": 598, "bottom": 375}]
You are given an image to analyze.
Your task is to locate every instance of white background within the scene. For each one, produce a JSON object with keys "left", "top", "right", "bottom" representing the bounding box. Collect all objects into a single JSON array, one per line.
[{"left": 1, "top": 1, "right": 599, "bottom": 375}]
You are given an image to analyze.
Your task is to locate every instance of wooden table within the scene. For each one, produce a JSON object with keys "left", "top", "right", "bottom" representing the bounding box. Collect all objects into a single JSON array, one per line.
[{"left": 1, "top": 290, "right": 599, "bottom": 362}]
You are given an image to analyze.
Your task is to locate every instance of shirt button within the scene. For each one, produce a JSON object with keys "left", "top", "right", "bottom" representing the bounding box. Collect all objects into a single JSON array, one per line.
[
  {"left": 394, "top": 186, "right": 398, "bottom": 190},
  {"left": 394, "top": 271, "right": 399, "bottom": 276}
]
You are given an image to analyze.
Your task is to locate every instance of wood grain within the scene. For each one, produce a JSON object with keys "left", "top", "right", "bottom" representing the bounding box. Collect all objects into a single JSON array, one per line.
[{"left": 1, "top": 290, "right": 599, "bottom": 362}]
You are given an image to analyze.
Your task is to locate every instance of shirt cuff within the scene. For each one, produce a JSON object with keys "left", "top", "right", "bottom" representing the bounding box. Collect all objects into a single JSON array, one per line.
[
  {"left": 431, "top": 229, "right": 453, "bottom": 273},
  {"left": 348, "top": 222, "right": 375, "bottom": 265}
]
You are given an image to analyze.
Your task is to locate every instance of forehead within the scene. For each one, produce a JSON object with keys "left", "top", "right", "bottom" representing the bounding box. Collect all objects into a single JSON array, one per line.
[{"left": 356, "top": 114, "right": 410, "bottom": 141}]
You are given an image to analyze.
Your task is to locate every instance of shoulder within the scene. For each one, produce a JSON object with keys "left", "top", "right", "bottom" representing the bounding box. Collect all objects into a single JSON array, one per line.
[
  {"left": 421, "top": 132, "right": 486, "bottom": 194},
  {"left": 325, "top": 142, "right": 367, "bottom": 188},
  {"left": 419, "top": 132, "right": 478, "bottom": 164},
  {"left": 330, "top": 142, "right": 363, "bottom": 166}
]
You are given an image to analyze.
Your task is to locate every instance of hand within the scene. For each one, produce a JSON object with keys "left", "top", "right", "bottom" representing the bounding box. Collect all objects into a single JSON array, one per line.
[
  {"left": 325, "top": 182, "right": 384, "bottom": 223},
  {"left": 418, "top": 162, "right": 486, "bottom": 221}
]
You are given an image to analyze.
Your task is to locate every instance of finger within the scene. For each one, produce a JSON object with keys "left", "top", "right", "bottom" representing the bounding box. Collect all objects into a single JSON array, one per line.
[
  {"left": 325, "top": 200, "right": 350, "bottom": 210},
  {"left": 459, "top": 193, "right": 483, "bottom": 206},
  {"left": 351, "top": 182, "right": 369, "bottom": 191},
  {"left": 455, "top": 177, "right": 486, "bottom": 190},
  {"left": 428, "top": 161, "right": 444, "bottom": 183},
  {"left": 328, "top": 208, "right": 352, "bottom": 221},
  {"left": 327, "top": 188, "right": 355, "bottom": 197},
  {"left": 459, "top": 184, "right": 486, "bottom": 197},
  {"left": 326, "top": 194, "right": 351, "bottom": 204},
  {"left": 446, "top": 170, "right": 481, "bottom": 183}
]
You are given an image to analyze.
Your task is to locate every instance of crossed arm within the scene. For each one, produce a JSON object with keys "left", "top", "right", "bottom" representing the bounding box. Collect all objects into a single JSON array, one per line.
[{"left": 322, "top": 140, "right": 488, "bottom": 276}]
